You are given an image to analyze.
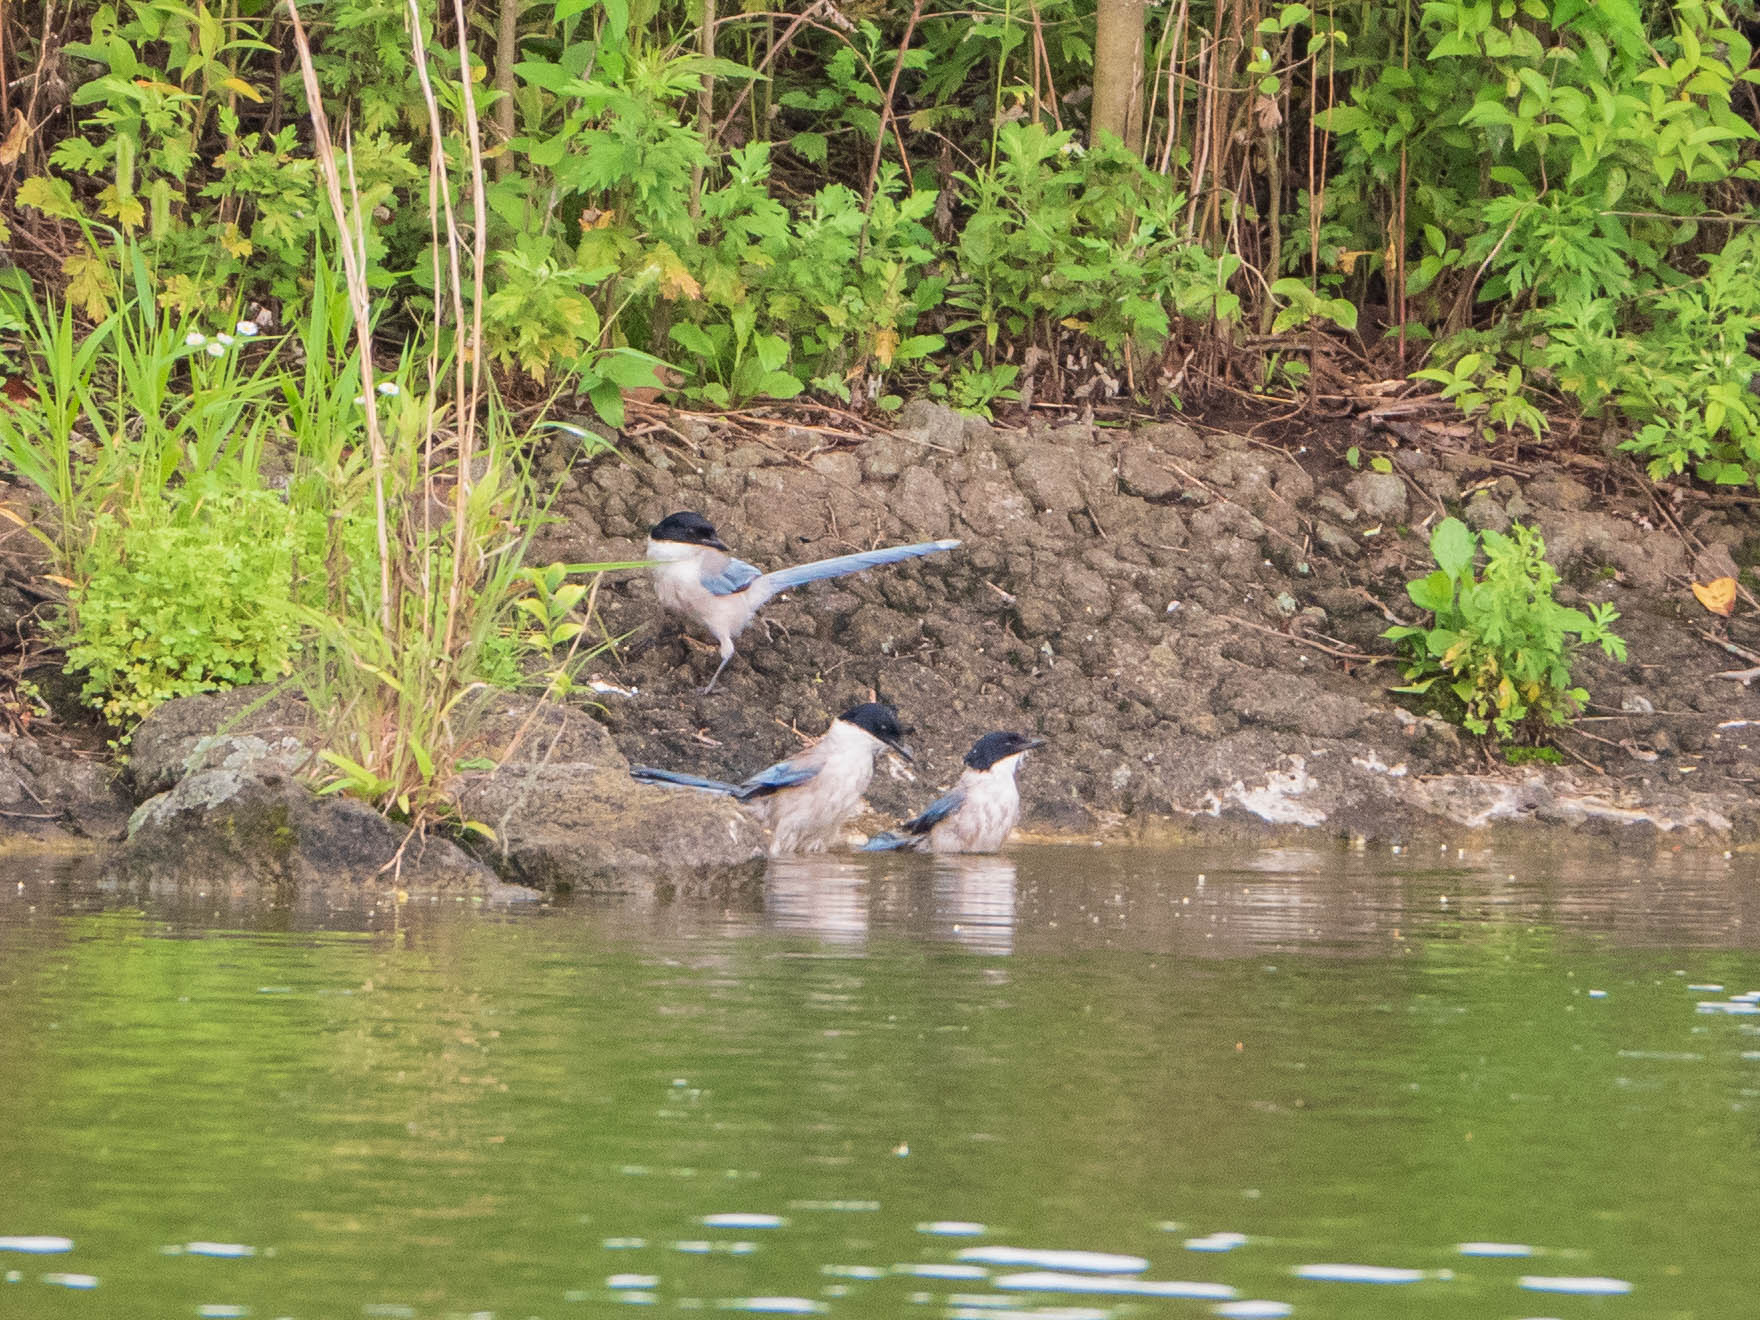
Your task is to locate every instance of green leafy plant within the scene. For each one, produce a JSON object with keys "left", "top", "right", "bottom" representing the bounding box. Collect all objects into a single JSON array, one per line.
[
  {"left": 1412, "top": 351, "right": 1548, "bottom": 443},
  {"left": 939, "top": 356, "right": 1020, "bottom": 419},
  {"left": 1268, "top": 276, "right": 1358, "bottom": 335},
  {"left": 1592, "top": 229, "right": 1760, "bottom": 485},
  {"left": 66, "top": 491, "right": 309, "bottom": 728},
  {"left": 1385, "top": 516, "right": 1626, "bottom": 740}
]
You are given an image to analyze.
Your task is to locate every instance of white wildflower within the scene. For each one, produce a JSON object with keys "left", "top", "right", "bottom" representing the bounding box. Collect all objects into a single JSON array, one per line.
[
  {"left": 184, "top": 331, "right": 207, "bottom": 348},
  {"left": 215, "top": 333, "right": 234, "bottom": 347},
  {"left": 376, "top": 381, "right": 400, "bottom": 397},
  {"left": 353, "top": 395, "right": 367, "bottom": 406},
  {"left": 235, "top": 319, "right": 260, "bottom": 337},
  {"left": 205, "top": 342, "right": 224, "bottom": 358}
]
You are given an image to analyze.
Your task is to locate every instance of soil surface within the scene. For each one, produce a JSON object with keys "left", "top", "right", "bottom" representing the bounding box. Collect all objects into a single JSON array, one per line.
[{"left": 532, "top": 398, "right": 1760, "bottom": 847}]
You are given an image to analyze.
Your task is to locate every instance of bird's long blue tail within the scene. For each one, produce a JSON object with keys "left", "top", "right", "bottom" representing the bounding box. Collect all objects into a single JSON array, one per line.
[
  {"left": 630, "top": 766, "right": 742, "bottom": 795},
  {"left": 758, "top": 539, "right": 960, "bottom": 599},
  {"left": 859, "top": 831, "right": 916, "bottom": 852}
]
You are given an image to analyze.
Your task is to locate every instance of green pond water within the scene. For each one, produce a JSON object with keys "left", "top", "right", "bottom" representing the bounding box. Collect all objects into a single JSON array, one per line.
[{"left": 2, "top": 841, "right": 1758, "bottom": 1320}]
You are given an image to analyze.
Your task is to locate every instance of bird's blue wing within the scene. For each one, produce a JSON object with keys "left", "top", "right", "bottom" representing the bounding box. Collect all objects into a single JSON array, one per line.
[
  {"left": 631, "top": 766, "right": 741, "bottom": 794},
  {"left": 758, "top": 540, "right": 960, "bottom": 595},
  {"left": 898, "top": 789, "right": 964, "bottom": 835},
  {"left": 699, "top": 557, "right": 764, "bottom": 596},
  {"left": 859, "top": 831, "right": 915, "bottom": 852},
  {"left": 734, "top": 759, "right": 819, "bottom": 800}
]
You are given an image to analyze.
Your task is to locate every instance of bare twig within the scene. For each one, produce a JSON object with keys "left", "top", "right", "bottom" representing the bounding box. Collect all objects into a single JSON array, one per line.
[
  {"left": 1218, "top": 612, "right": 1390, "bottom": 664},
  {"left": 862, "top": 0, "right": 921, "bottom": 208}
]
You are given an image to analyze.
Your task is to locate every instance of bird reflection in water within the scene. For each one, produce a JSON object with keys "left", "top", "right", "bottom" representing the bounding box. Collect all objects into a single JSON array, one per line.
[
  {"left": 761, "top": 853, "right": 1017, "bottom": 954},
  {"left": 763, "top": 855, "right": 870, "bottom": 943},
  {"left": 930, "top": 855, "right": 1016, "bottom": 955}
]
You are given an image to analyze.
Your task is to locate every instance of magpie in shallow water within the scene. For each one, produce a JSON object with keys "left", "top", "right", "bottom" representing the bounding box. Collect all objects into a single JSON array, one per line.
[
  {"left": 861, "top": 730, "right": 1043, "bottom": 854},
  {"left": 631, "top": 702, "right": 916, "bottom": 856}
]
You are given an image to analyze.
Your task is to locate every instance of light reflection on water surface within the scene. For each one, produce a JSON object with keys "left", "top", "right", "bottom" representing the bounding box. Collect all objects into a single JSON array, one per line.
[{"left": 1, "top": 840, "right": 1757, "bottom": 1318}]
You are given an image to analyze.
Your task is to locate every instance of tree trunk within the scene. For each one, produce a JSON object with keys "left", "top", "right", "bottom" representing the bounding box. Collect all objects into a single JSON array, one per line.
[{"left": 1092, "top": 0, "right": 1146, "bottom": 153}]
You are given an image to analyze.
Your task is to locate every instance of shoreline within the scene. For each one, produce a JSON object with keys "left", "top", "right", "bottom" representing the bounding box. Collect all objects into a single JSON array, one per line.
[{"left": 5, "top": 400, "right": 1758, "bottom": 890}]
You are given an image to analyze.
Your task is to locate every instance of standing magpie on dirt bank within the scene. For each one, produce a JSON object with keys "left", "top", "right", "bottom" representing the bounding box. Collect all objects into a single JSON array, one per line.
[
  {"left": 644, "top": 511, "right": 960, "bottom": 693},
  {"left": 630, "top": 702, "right": 916, "bottom": 856},
  {"left": 861, "top": 731, "right": 1044, "bottom": 854}
]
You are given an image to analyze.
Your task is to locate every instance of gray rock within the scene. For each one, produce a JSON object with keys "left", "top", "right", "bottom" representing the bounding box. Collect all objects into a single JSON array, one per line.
[
  {"left": 1272, "top": 461, "right": 1316, "bottom": 504},
  {"left": 1528, "top": 474, "right": 1593, "bottom": 510},
  {"left": 1010, "top": 441, "right": 1087, "bottom": 513},
  {"left": 459, "top": 762, "right": 764, "bottom": 896},
  {"left": 1314, "top": 521, "right": 1361, "bottom": 560},
  {"left": 895, "top": 466, "right": 954, "bottom": 538},
  {"left": 457, "top": 696, "right": 764, "bottom": 894},
  {"left": 0, "top": 732, "right": 132, "bottom": 841},
  {"left": 1346, "top": 471, "right": 1409, "bottom": 524},
  {"left": 1013, "top": 594, "right": 1064, "bottom": 638},
  {"left": 115, "top": 766, "right": 495, "bottom": 891},
  {"left": 1117, "top": 444, "right": 1179, "bottom": 500},
  {"left": 1135, "top": 419, "right": 1204, "bottom": 458},
  {"left": 1464, "top": 489, "right": 1511, "bottom": 533},
  {"left": 129, "top": 686, "right": 315, "bottom": 796},
  {"left": 1414, "top": 468, "right": 1462, "bottom": 504},
  {"left": 114, "top": 689, "right": 765, "bottom": 896},
  {"left": 861, "top": 438, "right": 912, "bottom": 479},
  {"left": 894, "top": 399, "right": 966, "bottom": 451}
]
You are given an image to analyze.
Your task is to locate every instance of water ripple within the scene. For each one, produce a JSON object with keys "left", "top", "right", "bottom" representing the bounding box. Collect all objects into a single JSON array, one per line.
[
  {"left": 1518, "top": 1275, "right": 1633, "bottom": 1295},
  {"left": 958, "top": 1248, "right": 1148, "bottom": 1273}
]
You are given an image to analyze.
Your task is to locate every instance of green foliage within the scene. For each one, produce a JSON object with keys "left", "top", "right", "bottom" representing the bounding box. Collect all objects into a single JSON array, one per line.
[
  {"left": 1596, "top": 229, "right": 1760, "bottom": 485},
  {"left": 937, "top": 356, "right": 1020, "bottom": 420},
  {"left": 66, "top": 491, "right": 309, "bottom": 727},
  {"left": 950, "top": 124, "right": 1242, "bottom": 361},
  {"left": 13, "top": 0, "right": 1760, "bottom": 447},
  {"left": 1312, "top": 0, "right": 1760, "bottom": 473},
  {"left": 1269, "top": 277, "right": 1358, "bottom": 335},
  {"left": 1412, "top": 351, "right": 1549, "bottom": 443},
  {"left": 1385, "top": 517, "right": 1626, "bottom": 741}
]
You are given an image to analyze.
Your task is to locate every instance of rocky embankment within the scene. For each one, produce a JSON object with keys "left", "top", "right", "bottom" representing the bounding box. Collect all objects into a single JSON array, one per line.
[
  {"left": 549, "top": 401, "right": 1760, "bottom": 850},
  {"left": 3, "top": 401, "right": 1757, "bottom": 892}
]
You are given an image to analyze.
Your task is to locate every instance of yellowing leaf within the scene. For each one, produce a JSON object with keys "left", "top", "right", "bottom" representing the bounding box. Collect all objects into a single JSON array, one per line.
[
  {"left": 221, "top": 76, "right": 264, "bottom": 103},
  {"left": 15, "top": 174, "right": 81, "bottom": 220},
  {"left": 219, "top": 222, "right": 253, "bottom": 258},
  {"left": 97, "top": 184, "right": 145, "bottom": 230},
  {"left": 1692, "top": 576, "right": 1737, "bottom": 616},
  {"left": 0, "top": 110, "right": 31, "bottom": 166},
  {"left": 657, "top": 253, "right": 700, "bottom": 302},
  {"left": 873, "top": 326, "right": 899, "bottom": 368},
  {"left": 62, "top": 251, "right": 115, "bottom": 320}
]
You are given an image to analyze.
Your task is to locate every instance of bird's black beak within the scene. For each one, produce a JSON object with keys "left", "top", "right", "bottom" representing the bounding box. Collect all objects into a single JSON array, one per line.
[
  {"left": 704, "top": 534, "right": 729, "bottom": 551},
  {"left": 885, "top": 728, "right": 916, "bottom": 763},
  {"left": 1021, "top": 737, "right": 1046, "bottom": 752}
]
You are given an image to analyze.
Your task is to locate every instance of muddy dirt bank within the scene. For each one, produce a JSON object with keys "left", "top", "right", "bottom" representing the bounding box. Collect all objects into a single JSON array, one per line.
[{"left": 542, "top": 400, "right": 1760, "bottom": 848}]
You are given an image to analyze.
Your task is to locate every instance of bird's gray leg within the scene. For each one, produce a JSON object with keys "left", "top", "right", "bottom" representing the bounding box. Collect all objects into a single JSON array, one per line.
[{"left": 700, "top": 640, "right": 737, "bottom": 694}]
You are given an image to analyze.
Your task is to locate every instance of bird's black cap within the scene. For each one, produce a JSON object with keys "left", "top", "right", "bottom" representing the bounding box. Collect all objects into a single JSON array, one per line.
[
  {"left": 650, "top": 511, "right": 728, "bottom": 550},
  {"left": 964, "top": 731, "right": 1045, "bottom": 770},
  {"left": 839, "top": 701, "right": 915, "bottom": 762}
]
